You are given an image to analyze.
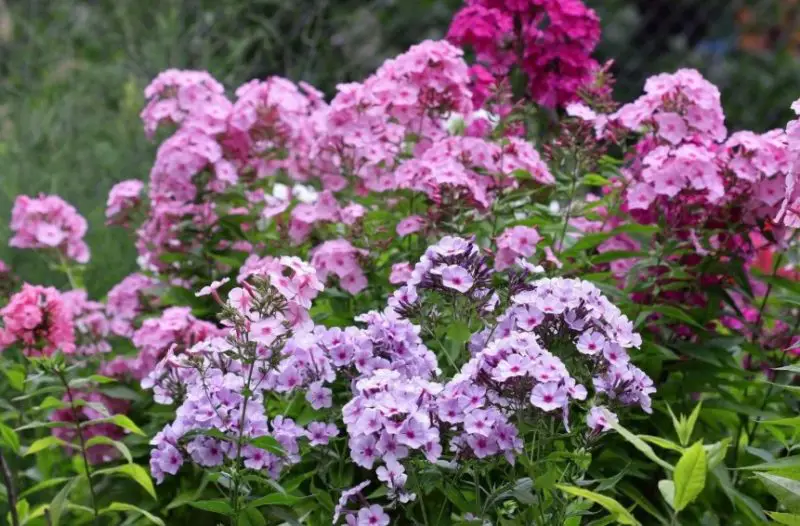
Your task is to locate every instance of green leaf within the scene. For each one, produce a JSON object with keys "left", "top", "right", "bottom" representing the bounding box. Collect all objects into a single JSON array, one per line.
[
  {"left": 0, "top": 423, "right": 20, "bottom": 454},
  {"left": 555, "top": 485, "right": 641, "bottom": 525},
  {"left": 48, "top": 478, "right": 77, "bottom": 526},
  {"left": 189, "top": 500, "right": 234, "bottom": 516},
  {"left": 673, "top": 441, "right": 707, "bottom": 511},
  {"left": 611, "top": 420, "right": 674, "bottom": 472},
  {"left": 106, "top": 414, "right": 145, "bottom": 436},
  {"left": 639, "top": 435, "right": 684, "bottom": 453},
  {"left": 582, "top": 173, "right": 610, "bottom": 186},
  {"left": 36, "top": 395, "right": 67, "bottom": 411},
  {"left": 619, "top": 483, "right": 669, "bottom": 525},
  {"left": 25, "top": 436, "right": 65, "bottom": 456},
  {"left": 683, "top": 401, "right": 703, "bottom": 446},
  {"left": 19, "top": 477, "right": 72, "bottom": 499},
  {"left": 100, "top": 502, "right": 165, "bottom": 526},
  {"left": 94, "top": 464, "right": 156, "bottom": 500},
  {"left": 768, "top": 511, "right": 800, "bottom": 525},
  {"left": 240, "top": 507, "right": 267, "bottom": 526},
  {"left": 704, "top": 439, "right": 730, "bottom": 471},
  {"left": 763, "top": 417, "right": 800, "bottom": 428},
  {"left": 643, "top": 305, "right": 705, "bottom": 330},
  {"left": 658, "top": 480, "right": 675, "bottom": 510},
  {"left": 3, "top": 367, "right": 26, "bottom": 391},
  {"left": 446, "top": 321, "right": 472, "bottom": 344},
  {"left": 84, "top": 436, "right": 132, "bottom": 463},
  {"left": 246, "top": 493, "right": 303, "bottom": 508},
  {"left": 774, "top": 365, "right": 800, "bottom": 374},
  {"left": 737, "top": 456, "right": 800, "bottom": 472},
  {"left": 69, "top": 374, "right": 116, "bottom": 388},
  {"left": 756, "top": 473, "right": 800, "bottom": 513},
  {"left": 249, "top": 435, "right": 284, "bottom": 455}
]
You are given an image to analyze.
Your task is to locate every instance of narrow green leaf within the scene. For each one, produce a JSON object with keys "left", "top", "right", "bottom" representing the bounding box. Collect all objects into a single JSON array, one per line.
[
  {"left": 25, "top": 436, "right": 65, "bottom": 456},
  {"left": 704, "top": 439, "right": 730, "bottom": 471},
  {"left": 36, "top": 396, "right": 67, "bottom": 411},
  {"left": 619, "top": 482, "right": 669, "bottom": 525},
  {"left": 673, "top": 441, "right": 707, "bottom": 511},
  {"left": 737, "top": 456, "right": 800, "bottom": 472},
  {"left": 756, "top": 473, "right": 800, "bottom": 512},
  {"left": 684, "top": 401, "right": 703, "bottom": 446},
  {"left": 611, "top": 420, "right": 674, "bottom": 472},
  {"left": 100, "top": 502, "right": 165, "bottom": 526},
  {"left": 48, "top": 478, "right": 77, "bottom": 526},
  {"left": 768, "top": 511, "right": 800, "bottom": 525},
  {"left": 0, "top": 423, "right": 20, "bottom": 454},
  {"left": 248, "top": 435, "right": 283, "bottom": 455},
  {"left": 84, "top": 436, "right": 132, "bottom": 463},
  {"left": 556, "top": 484, "right": 641, "bottom": 525},
  {"left": 106, "top": 414, "right": 145, "bottom": 436},
  {"left": 246, "top": 493, "right": 303, "bottom": 508},
  {"left": 189, "top": 500, "right": 234, "bottom": 516},
  {"left": 639, "top": 435, "right": 684, "bottom": 453},
  {"left": 658, "top": 480, "right": 675, "bottom": 510},
  {"left": 19, "top": 477, "right": 72, "bottom": 499},
  {"left": 94, "top": 464, "right": 156, "bottom": 500}
]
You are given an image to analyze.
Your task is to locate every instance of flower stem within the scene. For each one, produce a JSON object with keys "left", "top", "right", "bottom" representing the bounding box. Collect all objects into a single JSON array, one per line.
[
  {"left": 0, "top": 449, "right": 20, "bottom": 526},
  {"left": 57, "top": 371, "right": 99, "bottom": 524}
]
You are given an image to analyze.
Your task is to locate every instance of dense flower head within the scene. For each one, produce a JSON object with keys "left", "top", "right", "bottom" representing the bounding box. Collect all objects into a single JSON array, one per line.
[
  {"left": 105, "top": 273, "right": 160, "bottom": 337},
  {"left": 718, "top": 129, "right": 790, "bottom": 222},
  {"left": 62, "top": 289, "right": 111, "bottom": 355},
  {"left": 0, "top": 284, "right": 75, "bottom": 357},
  {"left": 311, "top": 239, "right": 368, "bottom": 294},
  {"left": 612, "top": 68, "right": 727, "bottom": 143},
  {"left": 108, "top": 306, "right": 223, "bottom": 380},
  {"left": 495, "top": 225, "right": 541, "bottom": 270},
  {"left": 106, "top": 179, "right": 145, "bottom": 225},
  {"left": 51, "top": 392, "right": 130, "bottom": 464},
  {"left": 148, "top": 259, "right": 325, "bottom": 484},
  {"left": 777, "top": 99, "right": 800, "bottom": 227},
  {"left": 9, "top": 194, "right": 90, "bottom": 263},
  {"left": 140, "top": 69, "right": 229, "bottom": 138},
  {"left": 448, "top": 0, "right": 601, "bottom": 107}
]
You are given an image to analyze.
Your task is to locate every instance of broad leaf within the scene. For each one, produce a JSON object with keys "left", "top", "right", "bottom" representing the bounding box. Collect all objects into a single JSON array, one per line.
[
  {"left": 94, "top": 464, "right": 156, "bottom": 500},
  {"left": 673, "top": 441, "right": 707, "bottom": 511}
]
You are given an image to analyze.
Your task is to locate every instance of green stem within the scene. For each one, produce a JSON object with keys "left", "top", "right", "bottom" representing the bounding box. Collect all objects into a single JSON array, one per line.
[
  {"left": 57, "top": 371, "right": 99, "bottom": 524},
  {"left": 556, "top": 158, "right": 582, "bottom": 257},
  {"left": 230, "top": 353, "right": 258, "bottom": 524},
  {"left": 0, "top": 449, "right": 20, "bottom": 526}
]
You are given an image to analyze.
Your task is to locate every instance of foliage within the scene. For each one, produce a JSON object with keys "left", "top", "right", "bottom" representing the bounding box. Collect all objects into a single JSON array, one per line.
[{"left": 0, "top": 1, "right": 798, "bottom": 525}]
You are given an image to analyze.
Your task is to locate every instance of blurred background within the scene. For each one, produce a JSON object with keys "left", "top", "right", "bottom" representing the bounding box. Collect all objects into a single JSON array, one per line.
[{"left": 1, "top": 0, "right": 799, "bottom": 295}]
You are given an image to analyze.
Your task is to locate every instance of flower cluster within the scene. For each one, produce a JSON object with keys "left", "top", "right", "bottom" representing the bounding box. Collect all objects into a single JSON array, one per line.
[
  {"left": 448, "top": 0, "right": 602, "bottom": 107},
  {"left": 149, "top": 257, "right": 326, "bottom": 483},
  {"left": 494, "top": 225, "right": 541, "bottom": 270},
  {"left": 105, "top": 273, "right": 159, "bottom": 337},
  {"left": 63, "top": 289, "right": 111, "bottom": 356},
  {"left": 0, "top": 284, "right": 75, "bottom": 357},
  {"left": 106, "top": 179, "right": 145, "bottom": 226},
  {"left": 777, "top": 99, "right": 800, "bottom": 227},
  {"left": 9, "top": 194, "right": 90, "bottom": 263},
  {"left": 104, "top": 306, "right": 222, "bottom": 380},
  {"left": 339, "top": 238, "right": 653, "bottom": 504},
  {"left": 311, "top": 240, "right": 368, "bottom": 294}
]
